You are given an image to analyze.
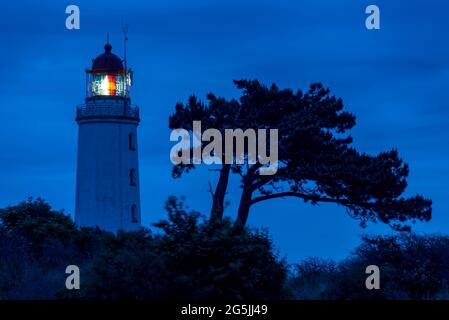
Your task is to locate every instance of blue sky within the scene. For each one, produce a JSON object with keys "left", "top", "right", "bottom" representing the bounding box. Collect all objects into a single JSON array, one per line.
[{"left": 0, "top": 0, "right": 448, "bottom": 262}]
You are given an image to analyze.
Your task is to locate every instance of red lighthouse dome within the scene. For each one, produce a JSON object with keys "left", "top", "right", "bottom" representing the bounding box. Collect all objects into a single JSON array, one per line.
[{"left": 91, "top": 44, "right": 124, "bottom": 72}]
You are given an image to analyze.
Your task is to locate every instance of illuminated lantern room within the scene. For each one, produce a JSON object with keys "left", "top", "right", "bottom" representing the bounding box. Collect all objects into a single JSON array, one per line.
[{"left": 86, "top": 43, "right": 132, "bottom": 99}]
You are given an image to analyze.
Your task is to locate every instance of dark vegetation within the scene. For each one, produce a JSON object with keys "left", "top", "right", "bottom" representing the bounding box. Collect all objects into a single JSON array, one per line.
[
  {"left": 0, "top": 198, "right": 288, "bottom": 300},
  {"left": 1, "top": 198, "right": 448, "bottom": 300},
  {"left": 289, "top": 234, "right": 449, "bottom": 300},
  {"left": 169, "top": 80, "right": 431, "bottom": 230}
]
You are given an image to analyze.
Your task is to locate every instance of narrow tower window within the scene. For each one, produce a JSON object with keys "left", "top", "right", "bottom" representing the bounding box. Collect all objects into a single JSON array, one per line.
[
  {"left": 129, "top": 132, "right": 136, "bottom": 150},
  {"left": 130, "top": 168, "right": 137, "bottom": 186},
  {"left": 131, "top": 204, "right": 138, "bottom": 223}
]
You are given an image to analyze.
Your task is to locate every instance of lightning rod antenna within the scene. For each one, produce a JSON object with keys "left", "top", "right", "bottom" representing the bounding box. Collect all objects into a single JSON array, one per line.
[{"left": 122, "top": 23, "right": 128, "bottom": 74}]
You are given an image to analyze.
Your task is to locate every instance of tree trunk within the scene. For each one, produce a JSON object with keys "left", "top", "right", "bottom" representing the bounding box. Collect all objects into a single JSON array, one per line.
[
  {"left": 210, "top": 164, "right": 231, "bottom": 221},
  {"left": 236, "top": 183, "right": 253, "bottom": 227}
]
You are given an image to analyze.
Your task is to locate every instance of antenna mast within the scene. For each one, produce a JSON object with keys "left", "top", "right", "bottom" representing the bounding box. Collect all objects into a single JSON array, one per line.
[
  {"left": 122, "top": 23, "right": 128, "bottom": 73},
  {"left": 122, "top": 23, "right": 129, "bottom": 100}
]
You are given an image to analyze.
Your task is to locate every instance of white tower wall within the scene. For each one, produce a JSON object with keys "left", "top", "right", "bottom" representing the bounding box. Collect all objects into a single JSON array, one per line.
[{"left": 75, "top": 98, "right": 141, "bottom": 232}]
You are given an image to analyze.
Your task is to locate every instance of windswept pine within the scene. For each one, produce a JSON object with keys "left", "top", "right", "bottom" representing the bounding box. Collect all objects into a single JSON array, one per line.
[{"left": 169, "top": 80, "right": 432, "bottom": 228}]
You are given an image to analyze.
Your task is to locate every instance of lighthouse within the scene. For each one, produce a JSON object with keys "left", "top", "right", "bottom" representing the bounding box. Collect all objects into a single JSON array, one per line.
[{"left": 75, "top": 42, "right": 141, "bottom": 232}]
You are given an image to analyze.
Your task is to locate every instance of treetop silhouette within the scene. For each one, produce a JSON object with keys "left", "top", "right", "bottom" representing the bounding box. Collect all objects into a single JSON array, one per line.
[{"left": 169, "top": 80, "right": 432, "bottom": 230}]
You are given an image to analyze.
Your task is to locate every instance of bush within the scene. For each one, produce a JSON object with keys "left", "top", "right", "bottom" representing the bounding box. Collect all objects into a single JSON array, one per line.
[
  {"left": 4, "top": 198, "right": 449, "bottom": 300},
  {"left": 0, "top": 197, "right": 289, "bottom": 300},
  {"left": 288, "top": 257, "right": 337, "bottom": 299},
  {"left": 288, "top": 234, "right": 449, "bottom": 300}
]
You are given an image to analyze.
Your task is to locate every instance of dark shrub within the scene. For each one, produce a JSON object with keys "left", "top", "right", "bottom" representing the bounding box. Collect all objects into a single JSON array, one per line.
[{"left": 0, "top": 197, "right": 288, "bottom": 300}]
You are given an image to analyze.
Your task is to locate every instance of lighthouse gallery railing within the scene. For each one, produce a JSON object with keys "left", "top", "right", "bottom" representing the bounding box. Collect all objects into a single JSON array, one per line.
[{"left": 76, "top": 103, "right": 140, "bottom": 121}]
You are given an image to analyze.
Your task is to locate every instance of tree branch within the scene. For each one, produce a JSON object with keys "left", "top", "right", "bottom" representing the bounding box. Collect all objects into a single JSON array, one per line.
[
  {"left": 208, "top": 181, "right": 215, "bottom": 197},
  {"left": 248, "top": 192, "right": 352, "bottom": 207}
]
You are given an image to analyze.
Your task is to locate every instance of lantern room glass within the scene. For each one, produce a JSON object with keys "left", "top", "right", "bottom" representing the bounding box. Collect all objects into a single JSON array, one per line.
[{"left": 86, "top": 71, "right": 132, "bottom": 98}]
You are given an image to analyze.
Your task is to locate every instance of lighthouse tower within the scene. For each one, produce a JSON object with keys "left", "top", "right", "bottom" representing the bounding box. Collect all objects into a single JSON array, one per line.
[{"left": 75, "top": 42, "right": 141, "bottom": 232}]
